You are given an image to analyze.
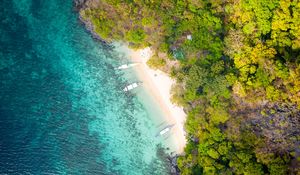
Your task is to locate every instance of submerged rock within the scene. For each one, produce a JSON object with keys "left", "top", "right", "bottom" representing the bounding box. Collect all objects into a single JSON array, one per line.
[
  {"left": 168, "top": 154, "right": 180, "bottom": 175},
  {"left": 73, "top": 0, "right": 86, "bottom": 10}
]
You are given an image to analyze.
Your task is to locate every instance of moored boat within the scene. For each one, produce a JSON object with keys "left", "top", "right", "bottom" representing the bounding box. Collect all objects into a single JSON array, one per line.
[
  {"left": 156, "top": 124, "right": 175, "bottom": 137},
  {"left": 115, "top": 63, "right": 139, "bottom": 70},
  {"left": 123, "top": 82, "right": 141, "bottom": 92}
]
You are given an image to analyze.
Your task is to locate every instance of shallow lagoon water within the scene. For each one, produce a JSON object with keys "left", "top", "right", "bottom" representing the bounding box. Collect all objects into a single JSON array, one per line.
[{"left": 0, "top": 0, "right": 172, "bottom": 174}]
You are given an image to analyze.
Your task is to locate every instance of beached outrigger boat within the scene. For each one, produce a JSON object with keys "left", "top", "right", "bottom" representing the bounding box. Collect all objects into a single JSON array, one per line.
[
  {"left": 123, "top": 82, "right": 141, "bottom": 92},
  {"left": 156, "top": 124, "right": 175, "bottom": 137},
  {"left": 115, "top": 63, "right": 139, "bottom": 70}
]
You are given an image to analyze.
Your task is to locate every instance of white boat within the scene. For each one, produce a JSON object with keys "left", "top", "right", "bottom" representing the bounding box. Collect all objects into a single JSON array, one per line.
[
  {"left": 115, "top": 63, "right": 139, "bottom": 70},
  {"left": 123, "top": 82, "right": 140, "bottom": 92},
  {"left": 156, "top": 124, "right": 175, "bottom": 137},
  {"left": 159, "top": 127, "right": 170, "bottom": 135}
]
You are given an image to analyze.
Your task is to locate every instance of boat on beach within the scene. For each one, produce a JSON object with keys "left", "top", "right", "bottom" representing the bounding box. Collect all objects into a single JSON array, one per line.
[
  {"left": 115, "top": 63, "right": 139, "bottom": 70},
  {"left": 123, "top": 82, "right": 141, "bottom": 92}
]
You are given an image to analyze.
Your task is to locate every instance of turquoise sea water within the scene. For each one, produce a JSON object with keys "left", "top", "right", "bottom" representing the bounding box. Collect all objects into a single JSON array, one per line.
[{"left": 0, "top": 0, "right": 172, "bottom": 174}]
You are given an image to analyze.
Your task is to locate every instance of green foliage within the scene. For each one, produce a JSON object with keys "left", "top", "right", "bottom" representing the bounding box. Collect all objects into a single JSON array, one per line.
[
  {"left": 268, "top": 157, "right": 288, "bottom": 175},
  {"left": 81, "top": 0, "right": 300, "bottom": 174},
  {"left": 146, "top": 55, "right": 166, "bottom": 70},
  {"left": 125, "top": 29, "right": 146, "bottom": 45}
]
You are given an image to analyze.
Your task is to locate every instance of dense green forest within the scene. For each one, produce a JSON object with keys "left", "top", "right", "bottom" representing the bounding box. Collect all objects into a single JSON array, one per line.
[{"left": 80, "top": 0, "right": 300, "bottom": 174}]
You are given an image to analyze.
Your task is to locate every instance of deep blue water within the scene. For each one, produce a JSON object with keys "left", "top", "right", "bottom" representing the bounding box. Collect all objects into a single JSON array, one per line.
[{"left": 0, "top": 0, "right": 169, "bottom": 174}]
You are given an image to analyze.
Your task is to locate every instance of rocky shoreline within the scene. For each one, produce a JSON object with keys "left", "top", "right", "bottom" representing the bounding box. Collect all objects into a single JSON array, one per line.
[
  {"left": 73, "top": 0, "right": 86, "bottom": 9},
  {"left": 168, "top": 154, "right": 181, "bottom": 175},
  {"left": 73, "top": 0, "right": 110, "bottom": 45}
]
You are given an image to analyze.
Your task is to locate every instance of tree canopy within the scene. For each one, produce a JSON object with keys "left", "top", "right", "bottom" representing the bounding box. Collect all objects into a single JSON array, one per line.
[{"left": 81, "top": 0, "right": 300, "bottom": 174}]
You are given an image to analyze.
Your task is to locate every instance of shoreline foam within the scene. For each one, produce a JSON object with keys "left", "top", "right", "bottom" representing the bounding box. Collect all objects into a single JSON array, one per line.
[{"left": 127, "top": 47, "right": 187, "bottom": 153}]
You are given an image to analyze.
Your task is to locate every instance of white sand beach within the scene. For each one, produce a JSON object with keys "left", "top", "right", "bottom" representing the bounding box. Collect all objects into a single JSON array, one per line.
[{"left": 128, "top": 47, "right": 187, "bottom": 153}]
